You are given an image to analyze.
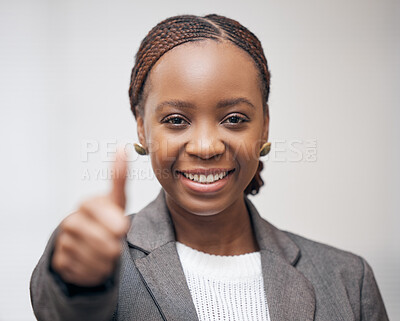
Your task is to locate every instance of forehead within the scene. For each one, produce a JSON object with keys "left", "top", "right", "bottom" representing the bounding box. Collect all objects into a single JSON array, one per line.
[{"left": 144, "top": 39, "right": 262, "bottom": 109}]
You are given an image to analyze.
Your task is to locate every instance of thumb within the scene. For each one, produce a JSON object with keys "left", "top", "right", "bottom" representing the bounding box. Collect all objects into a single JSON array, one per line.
[{"left": 109, "top": 147, "right": 128, "bottom": 209}]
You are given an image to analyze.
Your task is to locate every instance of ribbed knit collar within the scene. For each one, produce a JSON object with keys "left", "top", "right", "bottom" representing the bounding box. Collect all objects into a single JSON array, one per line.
[{"left": 176, "top": 241, "right": 262, "bottom": 281}]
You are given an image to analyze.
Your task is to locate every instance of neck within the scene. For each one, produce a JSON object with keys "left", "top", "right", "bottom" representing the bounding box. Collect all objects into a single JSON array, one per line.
[{"left": 166, "top": 194, "right": 259, "bottom": 256}]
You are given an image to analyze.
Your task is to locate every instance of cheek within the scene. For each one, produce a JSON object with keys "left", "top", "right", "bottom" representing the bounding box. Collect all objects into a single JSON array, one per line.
[
  {"left": 238, "top": 144, "right": 260, "bottom": 179},
  {"left": 229, "top": 130, "right": 262, "bottom": 163},
  {"left": 237, "top": 145, "right": 261, "bottom": 189},
  {"left": 148, "top": 132, "right": 181, "bottom": 178},
  {"left": 228, "top": 129, "right": 263, "bottom": 181},
  {"left": 235, "top": 141, "right": 260, "bottom": 163}
]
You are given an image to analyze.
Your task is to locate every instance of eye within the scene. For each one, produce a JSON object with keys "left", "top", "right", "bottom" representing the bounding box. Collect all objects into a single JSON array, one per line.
[
  {"left": 222, "top": 113, "right": 249, "bottom": 125},
  {"left": 161, "top": 115, "right": 190, "bottom": 127}
]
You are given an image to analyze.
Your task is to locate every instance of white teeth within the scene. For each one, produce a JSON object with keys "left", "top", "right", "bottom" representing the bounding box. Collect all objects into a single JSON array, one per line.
[{"left": 182, "top": 171, "right": 229, "bottom": 184}]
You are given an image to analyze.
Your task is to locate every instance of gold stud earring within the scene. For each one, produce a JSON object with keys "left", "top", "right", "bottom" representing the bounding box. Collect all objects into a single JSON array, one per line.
[
  {"left": 134, "top": 143, "right": 147, "bottom": 155},
  {"left": 259, "top": 142, "right": 271, "bottom": 157}
]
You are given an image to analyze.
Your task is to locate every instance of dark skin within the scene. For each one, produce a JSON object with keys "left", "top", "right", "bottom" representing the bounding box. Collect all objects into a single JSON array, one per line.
[
  {"left": 137, "top": 40, "right": 269, "bottom": 255},
  {"left": 168, "top": 200, "right": 260, "bottom": 256},
  {"left": 51, "top": 39, "right": 269, "bottom": 287}
]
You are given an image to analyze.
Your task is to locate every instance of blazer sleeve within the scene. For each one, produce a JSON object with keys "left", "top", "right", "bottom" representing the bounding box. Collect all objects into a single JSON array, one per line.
[
  {"left": 30, "top": 228, "right": 119, "bottom": 321},
  {"left": 360, "top": 257, "right": 389, "bottom": 320}
]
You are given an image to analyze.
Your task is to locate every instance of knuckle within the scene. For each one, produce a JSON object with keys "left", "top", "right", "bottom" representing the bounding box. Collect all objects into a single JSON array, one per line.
[
  {"left": 78, "top": 199, "right": 95, "bottom": 215},
  {"left": 52, "top": 252, "right": 68, "bottom": 273},
  {"left": 57, "top": 233, "right": 72, "bottom": 252},
  {"left": 114, "top": 216, "right": 130, "bottom": 236},
  {"left": 61, "top": 213, "right": 81, "bottom": 232},
  {"left": 108, "top": 242, "right": 121, "bottom": 258}
]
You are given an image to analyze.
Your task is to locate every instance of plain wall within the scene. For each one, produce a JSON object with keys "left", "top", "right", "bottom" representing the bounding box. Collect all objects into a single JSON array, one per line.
[{"left": 0, "top": 0, "right": 399, "bottom": 319}]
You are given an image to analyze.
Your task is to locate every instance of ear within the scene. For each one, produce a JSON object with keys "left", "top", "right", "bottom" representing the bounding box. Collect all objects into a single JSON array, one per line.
[
  {"left": 136, "top": 115, "right": 147, "bottom": 148},
  {"left": 261, "top": 108, "right": 270, "bottom": 143}
]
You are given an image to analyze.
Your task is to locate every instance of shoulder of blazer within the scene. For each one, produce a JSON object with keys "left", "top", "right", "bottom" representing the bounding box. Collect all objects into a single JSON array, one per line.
[
  {"left": 282, "top": 231, "right": 389, "bottom": 320},
  {"left": 283, "top": 230, "right": 364, "bottom": 271},
  {"left": 284, "top": 231, "right": 365, "bottom": 307}
]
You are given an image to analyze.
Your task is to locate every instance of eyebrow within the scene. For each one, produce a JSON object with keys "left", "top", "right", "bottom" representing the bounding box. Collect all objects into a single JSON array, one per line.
[{"left": 155, "top": 97, "right": 255, "bottom": 112}]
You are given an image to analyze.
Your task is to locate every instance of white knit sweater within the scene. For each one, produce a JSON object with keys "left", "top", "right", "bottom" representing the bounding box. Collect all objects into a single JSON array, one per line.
[{"left": 176, "top": 241, "right": 271, "bottom": 321}]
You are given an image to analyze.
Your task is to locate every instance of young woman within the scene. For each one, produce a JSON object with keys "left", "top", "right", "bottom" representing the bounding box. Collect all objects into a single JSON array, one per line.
[{"left": 30, "top": 14, "right": 388, "bottom": 321}]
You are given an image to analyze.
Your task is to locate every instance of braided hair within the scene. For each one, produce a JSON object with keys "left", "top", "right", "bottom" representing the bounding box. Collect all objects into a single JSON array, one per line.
[{"left": 129, "top": 14, "right": 271, "bottom": 196}]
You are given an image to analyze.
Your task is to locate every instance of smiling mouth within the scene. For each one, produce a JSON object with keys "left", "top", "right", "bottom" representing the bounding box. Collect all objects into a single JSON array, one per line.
[{"left": 177, "top": 169, "right": 235, "bottom": 184}]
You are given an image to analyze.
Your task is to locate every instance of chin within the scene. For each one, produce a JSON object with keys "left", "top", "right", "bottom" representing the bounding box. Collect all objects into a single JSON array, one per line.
[
  {"left": 166, "top": 189, "right": 242, "bottom": 217},
  {"left": 181, "top": 202, "right": 225, "bottom": 216}
]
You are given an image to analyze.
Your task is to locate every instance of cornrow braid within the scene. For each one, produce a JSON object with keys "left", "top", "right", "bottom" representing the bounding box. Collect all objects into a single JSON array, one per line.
[
  {"left": 129, "top": 14, "right": 271, "bottom": 196},
  {"left": 204, "top": 14, "right": 270, "bottom": 117},
  {"left": 129, "top": 15, "right": 222, "bottom": 117}
]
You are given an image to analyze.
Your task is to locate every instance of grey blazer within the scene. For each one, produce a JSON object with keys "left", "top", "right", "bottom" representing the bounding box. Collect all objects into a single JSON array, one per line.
[{"left": 30, "top": 190, "right": 389, "bottom": 320}]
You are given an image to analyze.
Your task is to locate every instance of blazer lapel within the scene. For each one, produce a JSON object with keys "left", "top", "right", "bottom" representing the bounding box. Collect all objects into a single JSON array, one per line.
[
  {"left": 127, "top": 190, "right": 199, "bottom": 321},
  {"left": 127, "top": 190, "right": 315, "bottom": 321},
  {"left": 245, "top": 197, "right": 316, "bottom": 320},
  {"left": 260, "top": 250, "right": 316, "bottom": 320}
]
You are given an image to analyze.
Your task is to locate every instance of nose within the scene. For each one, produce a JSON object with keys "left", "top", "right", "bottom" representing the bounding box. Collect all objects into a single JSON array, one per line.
[{"left": 185, "top": 128, "right": 225, "bottom": 160}]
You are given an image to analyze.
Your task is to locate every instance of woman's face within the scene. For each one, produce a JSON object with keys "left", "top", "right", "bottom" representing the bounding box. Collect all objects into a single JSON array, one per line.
[{"left": 137, "top": 40, "right": 269, "bottom": 216}]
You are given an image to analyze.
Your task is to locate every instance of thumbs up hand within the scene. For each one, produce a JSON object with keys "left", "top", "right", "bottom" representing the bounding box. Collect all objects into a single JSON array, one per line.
[{"left": 51, "top": 149, "right": 130, "bottom": 287}]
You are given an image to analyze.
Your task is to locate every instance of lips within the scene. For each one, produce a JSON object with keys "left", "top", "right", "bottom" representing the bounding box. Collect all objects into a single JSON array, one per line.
[{"left": 176, "top": 168, "right": 235, "bottom": 193}]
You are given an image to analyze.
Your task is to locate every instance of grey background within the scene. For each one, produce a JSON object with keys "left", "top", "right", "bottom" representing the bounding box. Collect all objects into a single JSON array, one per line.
[{"left": 0, "top": 0, "right": 399, "bottom": 320}]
